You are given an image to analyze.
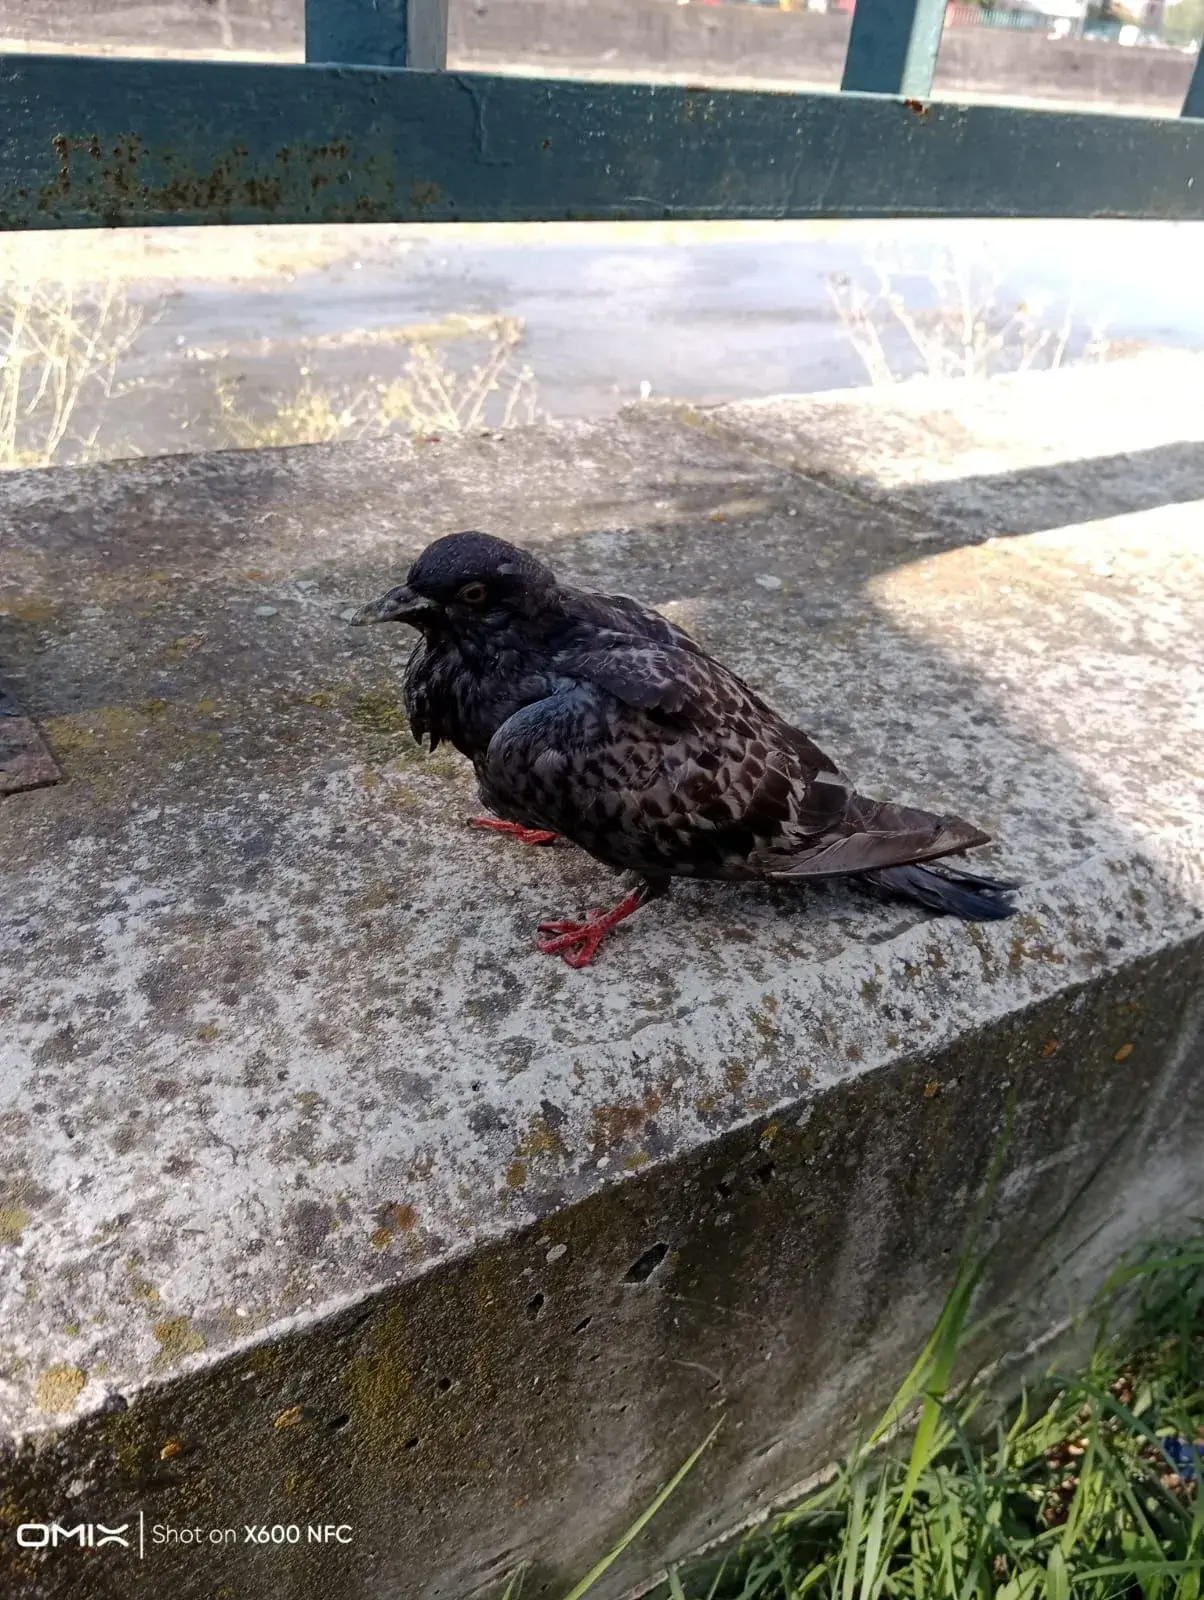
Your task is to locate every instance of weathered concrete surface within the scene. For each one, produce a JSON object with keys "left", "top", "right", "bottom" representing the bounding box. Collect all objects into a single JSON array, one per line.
[
  {"left": 0, "top": 0, "right": 300, "bottom": 56},
  {"left": 1, "top": 351, "right": 1203, "bottom": 1598}
]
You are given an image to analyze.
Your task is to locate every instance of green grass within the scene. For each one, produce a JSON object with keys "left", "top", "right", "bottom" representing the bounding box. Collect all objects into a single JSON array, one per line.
[
  {"left": 675, "top": 1235, "right": 1204, "bottom": 1600},
  {"left": 507, "top": 1228, "right": 1204, "bottom": 1600}
]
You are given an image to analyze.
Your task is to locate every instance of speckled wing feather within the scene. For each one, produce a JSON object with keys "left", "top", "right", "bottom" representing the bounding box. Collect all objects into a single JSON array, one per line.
[
  {"left": 480, "top": 638, "right": 980, "bottom": 884},
  {"left": 552, "top": 632, "right": 850, "bottom": 791},
  {"left": 557, "top": 586, "right": 704, "bottom": 654},
  {"left": 559, "top": 586, "right": 831, "bottom": 749}
]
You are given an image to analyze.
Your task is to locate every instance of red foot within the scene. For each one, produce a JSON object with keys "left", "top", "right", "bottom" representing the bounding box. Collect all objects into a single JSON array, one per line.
[
  {"left": 537, "top": 889, "right": 646, "bottom": 969},
  {"left": 470, "top": 817, "right": 558, "bottom": 846}
]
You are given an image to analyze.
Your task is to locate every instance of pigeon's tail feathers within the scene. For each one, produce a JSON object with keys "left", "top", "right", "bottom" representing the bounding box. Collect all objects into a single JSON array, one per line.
[
  {"left": 863, "top": 861, "right": 1019, "bottom": 921},
  {"left": 759, "top": 810, "right": 990, "bottom": 882}
]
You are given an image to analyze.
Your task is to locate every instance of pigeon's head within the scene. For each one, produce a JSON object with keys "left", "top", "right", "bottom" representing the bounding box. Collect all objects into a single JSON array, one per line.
[{"left": 351, "top": 532, "right": 558, "bottom": 641}]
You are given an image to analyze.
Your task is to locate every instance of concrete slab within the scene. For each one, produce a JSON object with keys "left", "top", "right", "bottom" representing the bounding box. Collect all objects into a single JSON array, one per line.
[{"left": 1, "top": 355, "right": 1202, "bottom": 1599}]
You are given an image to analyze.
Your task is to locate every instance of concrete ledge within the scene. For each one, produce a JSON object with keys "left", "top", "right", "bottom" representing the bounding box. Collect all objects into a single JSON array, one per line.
[{"left": 2, "top": 354, "right": 1203, "bottom": 1597}]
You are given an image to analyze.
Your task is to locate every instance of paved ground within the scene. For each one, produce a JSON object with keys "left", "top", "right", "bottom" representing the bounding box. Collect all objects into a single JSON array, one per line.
[{"left": 2, "top": 217, "right": 1202, "bottom": 464}]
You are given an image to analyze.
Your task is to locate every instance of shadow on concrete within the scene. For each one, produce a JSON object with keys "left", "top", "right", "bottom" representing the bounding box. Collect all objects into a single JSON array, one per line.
[{"left": 857, "top": 438, "right": 1204, "bottom": 538}]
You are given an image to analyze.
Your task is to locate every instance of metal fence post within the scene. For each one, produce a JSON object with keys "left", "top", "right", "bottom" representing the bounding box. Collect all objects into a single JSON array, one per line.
[
  {"left": 840, "top": 0, "right": 948, "bottom": 99},
  {"left": 304, "top": 0, "right": 448, "bottom": 70},
  {"left": 1184, "top": 40, "right": 1204, "bottom": 120}
]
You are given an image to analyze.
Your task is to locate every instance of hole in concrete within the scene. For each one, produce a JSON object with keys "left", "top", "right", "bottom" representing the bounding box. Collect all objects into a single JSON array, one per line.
[
  {"left": 328, "top": 1413, "right": 350, "bottom": 1432},
  {"left": 753, "top": 1161, "right": 776, "bottom": 1185},
  {"left": 572, "top": 1315, "right": 592, "bottom": 1334},
  {"left": 715, "top": 1179, "right": 733, "bottom": 1199},
  {"left": 624, "top": 1242, "right": 669, "bottom": 1283},
  {"left": 436, "top": 1376, "right": 453, "bottom": 1392},
  {"left": 526, "top": 1292, "right": 546, "bottom": 1320},
  {"left": 404, "top": 1434, "right": 420, "bottom": 1450}
]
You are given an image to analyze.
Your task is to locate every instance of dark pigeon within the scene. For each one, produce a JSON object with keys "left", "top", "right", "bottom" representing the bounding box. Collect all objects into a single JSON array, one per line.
[{"left": 352, "top": 531, "right": 1016, "bottom": 967}]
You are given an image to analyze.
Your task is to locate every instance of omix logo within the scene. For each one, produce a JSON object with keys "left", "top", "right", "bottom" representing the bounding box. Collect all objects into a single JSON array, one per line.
[{"left": 16, "top": 1523, "right": 132, "bottom": 1549}]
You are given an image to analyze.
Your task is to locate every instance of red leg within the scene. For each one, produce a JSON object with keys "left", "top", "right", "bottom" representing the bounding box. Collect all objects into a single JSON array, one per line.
[
  {"left": 537, "top": 889, "right": 649, "bottom": 969},
  {"left": 470, "top": 817, "right": 558, "bottom": 846}
]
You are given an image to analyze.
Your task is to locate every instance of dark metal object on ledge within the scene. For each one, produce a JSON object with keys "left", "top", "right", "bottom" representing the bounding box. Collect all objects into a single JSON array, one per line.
[{"left": 0, "top": 682, "right": 61, "bottom": 796}]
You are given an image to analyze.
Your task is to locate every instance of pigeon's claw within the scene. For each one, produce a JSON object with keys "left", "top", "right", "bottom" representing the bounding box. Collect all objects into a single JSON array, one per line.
[
  {"left": 537, "top": 913, "right": 606, "bottom": 935},
  {"left": 536, "top": 890, "right": 646, "bottom": 969},
  {"left": 470, "top": 817, "right": 558, "bottom": 846},
  {"left": 537, "top": 920, "right": 608, "bottom": 969}
]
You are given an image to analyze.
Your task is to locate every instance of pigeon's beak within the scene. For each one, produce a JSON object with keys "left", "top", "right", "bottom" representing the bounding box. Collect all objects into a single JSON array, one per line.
[{"left": 349, "top": 585, "right": 439, "bottom": 628}]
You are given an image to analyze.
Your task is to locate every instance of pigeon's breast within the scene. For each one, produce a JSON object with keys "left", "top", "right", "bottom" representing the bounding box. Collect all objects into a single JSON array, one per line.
[{"left": 405, "top": 638, "right": 557, "bottom": 762}]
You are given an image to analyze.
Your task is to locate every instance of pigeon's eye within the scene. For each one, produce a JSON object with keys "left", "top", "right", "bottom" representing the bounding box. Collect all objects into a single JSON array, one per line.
[{"left": 457, "top": 581, "right": 488, "bottom": 606}]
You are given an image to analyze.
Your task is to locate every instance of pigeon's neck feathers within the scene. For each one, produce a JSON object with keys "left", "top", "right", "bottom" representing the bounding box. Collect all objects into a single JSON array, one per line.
[{"left": 404, "top": 626, "right": 560, "bottom": 762}]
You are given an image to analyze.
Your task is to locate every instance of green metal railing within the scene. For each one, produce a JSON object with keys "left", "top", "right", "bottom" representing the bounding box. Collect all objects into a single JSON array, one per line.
[{"left": 0, "top": 0, "right": 1201, "bottom": 229}]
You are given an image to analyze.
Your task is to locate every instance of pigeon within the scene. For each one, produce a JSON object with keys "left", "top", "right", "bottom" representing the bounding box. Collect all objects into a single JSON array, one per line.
[{"left": 351, "top": 531, "right": 1016, "bottom": 967}]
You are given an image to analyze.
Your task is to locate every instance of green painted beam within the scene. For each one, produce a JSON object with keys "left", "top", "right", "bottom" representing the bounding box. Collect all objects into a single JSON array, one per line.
[{"left": 1, "top": 55, "right": 1202, "bottom": 231}]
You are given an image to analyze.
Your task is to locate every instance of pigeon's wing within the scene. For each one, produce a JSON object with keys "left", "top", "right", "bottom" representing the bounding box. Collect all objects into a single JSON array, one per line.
[
  {"left": 559, "top": 591, "right": 829, "bottom": 739},
  {"left": 480, "top": 646, "right": 862, "bottom": 880},
  {"left": 553, "top": 643, "right": 697, "bottom": 713},
  {"left": 554, "top": 637, "right": 834, "bottom": 766},
  {"left": 558, "top": 586, "right": 704, "bottom": 653},
  {"left": 560, "top": 644, "right": 992, "bottom": 874},
  {"left": 483, "top": 641, "right": 988, "bottom": 881}
]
